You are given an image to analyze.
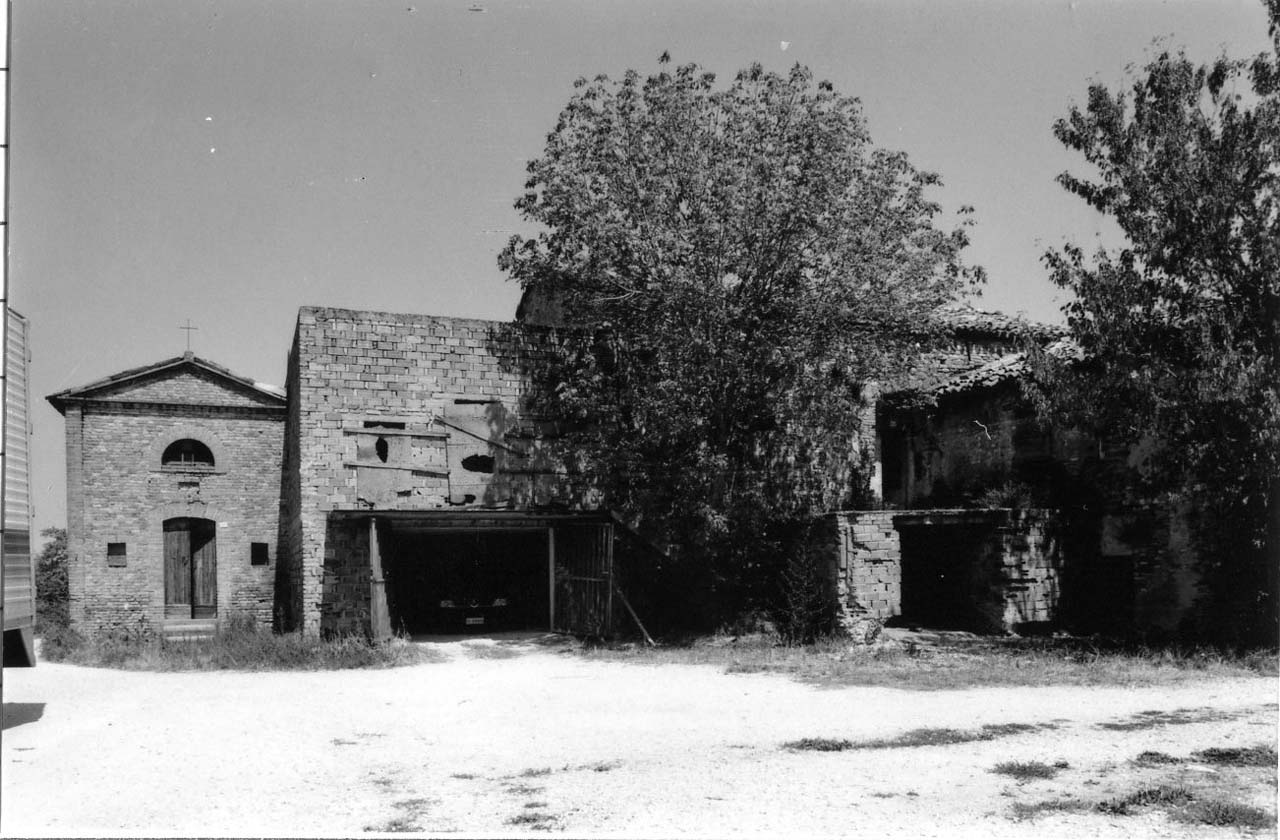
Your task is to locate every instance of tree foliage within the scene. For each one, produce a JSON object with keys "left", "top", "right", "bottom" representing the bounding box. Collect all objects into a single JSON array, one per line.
[
  {"left": 1031, "top": 10, "right": 1279, "bottom": 642},
  {"left": 500, "top": 58, "right": 980, "bottom": 626},
  {"left": 35, "top": 526, "right": 69, "bottom": 633}
]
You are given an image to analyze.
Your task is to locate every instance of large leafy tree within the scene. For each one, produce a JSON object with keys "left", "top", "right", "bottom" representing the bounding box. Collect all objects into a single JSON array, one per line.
[
  {"left": 1032, "top": 9, "right": 1279, "bottom": 642},
  {"left": 499, "top": 59, "right": 979, "bottom": 628}
]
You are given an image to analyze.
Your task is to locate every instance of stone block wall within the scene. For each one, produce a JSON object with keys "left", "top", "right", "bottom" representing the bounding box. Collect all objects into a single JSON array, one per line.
[
  {"left": 65, "top": 394, "right": 284, "bottom": 632},
  {"left": 282, "top": 307, "right": 574, "bottom": 633}
]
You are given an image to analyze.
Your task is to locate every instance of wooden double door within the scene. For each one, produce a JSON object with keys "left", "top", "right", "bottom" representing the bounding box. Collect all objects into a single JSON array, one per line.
[{"left": 164, "top": 517, "right": 217, "bottom": 619}]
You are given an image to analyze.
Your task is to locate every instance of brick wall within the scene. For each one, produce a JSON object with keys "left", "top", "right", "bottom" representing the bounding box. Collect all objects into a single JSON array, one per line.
[
  {"left": 810, "top": 511, "right": 902, "bottom": 637},
  {"left": 817, "top": 508, "right": 1066, "bottom": 638},
  {"left": 894, "top": 509, "right": 1063, "bottom": 633},
  {"left": 64, "top": 381, "right": 284, "bottom": 632},
  {"left": 282, "top": 307, "right": 578, "bottom": 634}
]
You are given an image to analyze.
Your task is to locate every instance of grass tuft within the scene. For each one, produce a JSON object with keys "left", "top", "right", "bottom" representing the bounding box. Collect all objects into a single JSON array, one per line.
[
  {"left": 1191, "top": 745, "right": 1277, "bottom": 767},
  {"left": 784, "top": 737, "right": 854, "bottom": 752},
  {"left": 1132, "top": 750, "right": 1180, "bottom": 765},
  {"left": 991, "top": 761, "right": 1062, "bottom": 781},
  {"left": 1097, "top": 785, "right": 1194, "bottom": 815},
  {"left": 1009, "top": 798, "right": 1089, "bottom": 821},
  {"left": 1177, "top": 799, "right": 1275, "bottom": 829}
]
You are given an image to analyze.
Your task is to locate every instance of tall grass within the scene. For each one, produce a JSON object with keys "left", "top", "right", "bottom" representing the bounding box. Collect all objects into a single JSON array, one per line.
[
  {"left": 583, "top": 634, "right": 1278, "bottom": 690},
  {"left": 41, "top": 614, "right": 441, "bottom": 671}
]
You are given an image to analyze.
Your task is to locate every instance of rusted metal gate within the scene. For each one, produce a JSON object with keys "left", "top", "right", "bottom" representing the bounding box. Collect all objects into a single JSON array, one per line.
[{"left": 551, "top": 522, "right": 614, "bottom": 637}]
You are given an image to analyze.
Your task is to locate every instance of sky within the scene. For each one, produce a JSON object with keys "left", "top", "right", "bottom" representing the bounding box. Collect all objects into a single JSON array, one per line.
[{"left": 11, "top": 0, "right": 1274, "bottom": 542}]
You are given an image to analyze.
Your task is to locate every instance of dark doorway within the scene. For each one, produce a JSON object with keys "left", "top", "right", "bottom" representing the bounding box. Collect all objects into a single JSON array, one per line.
[
  {"left": 164, "top": 517, "right": 217, "bottom": 619},
  {"left": 383, "top": 529, "right": 549, "bottom": 634},
  {"left": 897, "top": 524, "right": 993, "bottom": 632},
  {"left": 1063, "top": 555, "right": 1135, "bottom": 637}
]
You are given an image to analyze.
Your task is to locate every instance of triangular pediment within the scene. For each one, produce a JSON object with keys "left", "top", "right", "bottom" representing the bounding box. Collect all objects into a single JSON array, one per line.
[{"left": 47, "top": 353, "right": 286, "bottom": 413}]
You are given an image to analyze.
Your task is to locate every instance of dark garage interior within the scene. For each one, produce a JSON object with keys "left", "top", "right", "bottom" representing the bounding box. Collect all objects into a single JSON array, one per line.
[
  {"left": 897, "top": 523, "right": 992, "bottom": 632},
  {"left": 383, "top": 528, "right": 550, "bottom": 635}
]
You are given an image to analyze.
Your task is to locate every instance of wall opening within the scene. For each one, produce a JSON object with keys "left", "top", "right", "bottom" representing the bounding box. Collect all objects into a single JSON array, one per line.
[
  {"left": 896, "top": 523, "right": 995, "bottom": 632},
  {"left": 383, "top": 528, "right": 549, "bottom": 635}
]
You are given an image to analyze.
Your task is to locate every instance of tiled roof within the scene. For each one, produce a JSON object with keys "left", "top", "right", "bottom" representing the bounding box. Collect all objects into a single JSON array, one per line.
[
  {"left": 931, "top": 303, "right": 1066, "bottom": 341},
  {"left": 926, "top": 337, "right": 1081, "bottom": 397}
]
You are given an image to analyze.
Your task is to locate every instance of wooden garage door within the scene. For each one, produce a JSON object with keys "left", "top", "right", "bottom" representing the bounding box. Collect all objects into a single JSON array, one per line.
[{"left": 553, "top": 523, "right": 613, "bottom": 637}]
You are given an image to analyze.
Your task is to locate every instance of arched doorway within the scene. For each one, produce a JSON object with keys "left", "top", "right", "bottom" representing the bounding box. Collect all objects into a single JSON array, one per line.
[{"left": 163, "top": 517, "right": 217, "bottom": 619}]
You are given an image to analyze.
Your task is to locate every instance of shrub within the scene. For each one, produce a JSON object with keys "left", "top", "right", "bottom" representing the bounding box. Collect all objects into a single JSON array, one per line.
[{"left": 34, "top": 527, "right": 69, "bottom": 634}]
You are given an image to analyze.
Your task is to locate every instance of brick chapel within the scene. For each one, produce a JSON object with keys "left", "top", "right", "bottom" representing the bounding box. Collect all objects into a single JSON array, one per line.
[{"left": 48, "top": 304, "right": 1207, "bottom": 641}]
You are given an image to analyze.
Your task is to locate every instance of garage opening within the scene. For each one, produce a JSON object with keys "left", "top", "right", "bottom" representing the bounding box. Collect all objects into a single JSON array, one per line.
[
  {"left": 897, "top": 523, "right": 994, "bottom": 632},
  {"left": 383, "top": 528, "right": 549, "bottom": 635}
]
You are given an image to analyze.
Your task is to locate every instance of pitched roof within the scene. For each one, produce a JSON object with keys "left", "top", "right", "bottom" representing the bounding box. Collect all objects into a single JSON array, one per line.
[
  {"left": 931, "top": 302, "right": 1066, "bottom": 341},
  {"left": 925, "top": 337, "right": 1082, "bottom": 397},
  {"left": 46, "top": 351, "right": 286, "bottom": 414}
]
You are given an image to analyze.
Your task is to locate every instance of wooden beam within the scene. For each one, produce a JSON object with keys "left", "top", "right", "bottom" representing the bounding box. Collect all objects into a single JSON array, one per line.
[
  {"left": 368, "top": 517, "right": 392, "bottom": 643},
  {"left": 547, "top": 526, "right": 556, "bottom": 632},
  {"left": 604, "top": 523, "right": 614, "bottom": 638}
]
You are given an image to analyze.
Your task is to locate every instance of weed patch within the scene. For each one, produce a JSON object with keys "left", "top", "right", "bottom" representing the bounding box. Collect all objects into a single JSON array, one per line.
[
  {"left": 586, "top": 635, "right": 1278, "bottom": 690},
  {"left": 784, "top": 737, "right": 854, "bottom": 752},
  {"left": 1092, "top": 784, "right": 1276, "bottom": 830},
  {"left": 991, "top": 761, "right": 1064, "bottom": 781},
  {"left": 506, "top": 811, "right": 559, "bottom": 831},
  {"left": 1009, "top": 798, "right": 1089, "bottom": 821},
  {"left": 505, "top": 784, "right": 544, "bottom": 796},
  {"left": 1097, "top": 707, "right": 1232, "bottom": 731},
  {"left": 520, "top": 767, "right": 553, "bottom": 777},
  {"left": 46, "top": 617, "right": 444, "bottom": 671},
  {"left": 1192, "top": 745, "right": 1277, "bottom": 767},
  {"left": 1177, "top": 799, "right": 1275, "bottom": 829},
  {"left": 1132, "top": 750, "right": 1180, "bottom": 765},
  {"left": 1097, "top": 785, "right": 1195, "bottom": 815}
]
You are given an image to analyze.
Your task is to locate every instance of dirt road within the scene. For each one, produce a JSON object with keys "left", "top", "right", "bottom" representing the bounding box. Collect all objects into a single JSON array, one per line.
[{"left": 2, "top": 636, "right": 1275, "bottom": 838}]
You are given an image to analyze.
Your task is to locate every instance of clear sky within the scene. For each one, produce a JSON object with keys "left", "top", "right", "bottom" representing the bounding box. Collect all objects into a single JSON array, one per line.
[{"left": 12, "top": 0, "right": 1273, "bottom": 542}]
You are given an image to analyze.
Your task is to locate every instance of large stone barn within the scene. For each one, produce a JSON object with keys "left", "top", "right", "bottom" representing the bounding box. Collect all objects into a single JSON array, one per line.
[{"left": 49, "top": 302, "right": 1205, "bottom": 642}]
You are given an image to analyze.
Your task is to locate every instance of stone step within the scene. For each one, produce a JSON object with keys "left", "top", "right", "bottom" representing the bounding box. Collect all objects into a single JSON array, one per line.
[{"left": 161, "top": 619, "right": 218, "bottom": 641}]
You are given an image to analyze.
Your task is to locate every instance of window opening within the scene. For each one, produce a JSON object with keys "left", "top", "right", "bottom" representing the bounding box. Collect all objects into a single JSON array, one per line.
[
  {"left": 107, "top": 542, "right": 127, "bottom": 567},
  {"left": 162, "top": 438, "right": 215, "bottom": 467},
  {"left": 375, "top": 437, "right": 389, "bottom": 463},
  {"left": 250, "top": 542, "right": 270, "bottom": 566},
  {"left": 363, "top": 420, "right": 406, "bottom": 430}
]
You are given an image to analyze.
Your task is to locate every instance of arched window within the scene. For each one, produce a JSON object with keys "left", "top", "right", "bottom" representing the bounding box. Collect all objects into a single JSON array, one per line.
[{"left": 162, "top": 438, "right": 215, "bottom": 468}]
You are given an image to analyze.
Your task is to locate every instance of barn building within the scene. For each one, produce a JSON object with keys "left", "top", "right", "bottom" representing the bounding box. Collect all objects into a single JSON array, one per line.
[{"left": 49, "top": 302, "right": 1209, "bottom": 642}]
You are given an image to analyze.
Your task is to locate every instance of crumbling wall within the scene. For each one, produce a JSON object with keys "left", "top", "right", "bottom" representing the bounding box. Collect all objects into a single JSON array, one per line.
[{"left": 813, "top": 511, "right": 901, "bottom": 638}]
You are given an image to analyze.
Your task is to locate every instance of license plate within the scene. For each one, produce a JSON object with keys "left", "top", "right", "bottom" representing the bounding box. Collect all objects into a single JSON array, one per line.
[{"left": 465, "top": 617, "right": 485, "bottom": 626}]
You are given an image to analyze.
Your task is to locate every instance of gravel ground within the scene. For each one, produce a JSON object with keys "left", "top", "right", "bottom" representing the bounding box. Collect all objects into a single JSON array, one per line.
[{"left": 2, "top": 635, "right": 1276, "bottom": 839}]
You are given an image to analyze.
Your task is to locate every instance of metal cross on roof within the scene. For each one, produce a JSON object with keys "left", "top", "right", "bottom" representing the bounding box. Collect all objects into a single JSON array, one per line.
[{"left": 180, "top": 319, "right": 198, "bottom": 351}]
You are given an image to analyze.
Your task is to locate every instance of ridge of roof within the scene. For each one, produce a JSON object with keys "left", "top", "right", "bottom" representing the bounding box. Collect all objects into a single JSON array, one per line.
[
  {"left": 931, "top": 302, "right": 1066, "bottom": 340},
  {"left": 46, "top": 351, "right": 286, "bottom": 413}
]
